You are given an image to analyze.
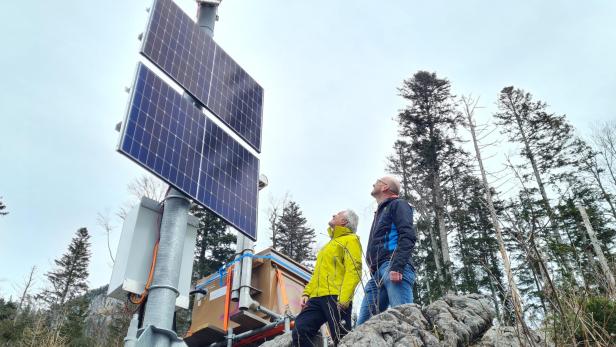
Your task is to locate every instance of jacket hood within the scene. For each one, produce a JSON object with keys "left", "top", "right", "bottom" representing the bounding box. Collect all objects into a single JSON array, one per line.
[{"left": 327, "top": 225, "right": 354, "bottom": 239}]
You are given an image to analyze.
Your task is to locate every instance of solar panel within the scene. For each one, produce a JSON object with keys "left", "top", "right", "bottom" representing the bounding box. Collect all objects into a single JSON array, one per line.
[
  {"left": 119, "top": 63, "right": 259, "bottom": 240},
  {"left": 142, "top": 0, "right": 263, "bottom": 152}
]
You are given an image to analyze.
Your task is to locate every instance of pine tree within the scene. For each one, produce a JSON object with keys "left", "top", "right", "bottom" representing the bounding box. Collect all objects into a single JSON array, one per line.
[
  {"left": 503, "top": 155, "right": 565, "bottom": 319},
  {"left": 272, "top": 200, "right": 316, "bottom": 265},
  {"left": 462, "top": 96, "right": 526, "bottom": 328},
  {"left": 0, "top": 197, "right": 8, "bottom": 216},
  {"left": 191, "top": 205, "right": 236, "bottom": 280},
  {"left": 574, "top": 138, "right": 616, "bottom": 222},
  {"left": 556, "top": 192, "right": 616, "bottom": 293},
  {"left": 494, "top": 87, "right": 578, "bottom": 275},
  {"left": 388, "top": 140, "right": 443, "bottom": 303},
  {"left": 0, "top": 298, "right": 18, "bottom": 343},
  {"left": 501, "top": 195, "right": 551, "bottom": 320},
  {"left": 391, "top": 71, "right": 465, "bottom": 292},
  {"left": 44, "top": 227, "right": 92, "bottom": 308},
  {"left": 592, "top": 121, "right": 616, "bottom": 191},
  {"left": 59, "top": 296, "right": 92, "bottom": 346}
]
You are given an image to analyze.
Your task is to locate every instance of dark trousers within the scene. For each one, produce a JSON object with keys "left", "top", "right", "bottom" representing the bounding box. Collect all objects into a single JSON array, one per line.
[{"left": 292, "top": 295, "right": 352, "bottom": 347}]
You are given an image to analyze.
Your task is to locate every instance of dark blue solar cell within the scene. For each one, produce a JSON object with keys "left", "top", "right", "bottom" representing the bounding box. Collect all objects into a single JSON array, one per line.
[
  {"left": 118, "top": 63, "right": 259, "bottom": 240},
  {"left": 141, "top": 0, "right": 263, "bottom": 152}
]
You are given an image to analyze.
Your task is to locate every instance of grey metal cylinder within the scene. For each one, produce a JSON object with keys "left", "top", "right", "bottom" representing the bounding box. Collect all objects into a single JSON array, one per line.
[
  {"left": 197, "top": 3, "right": 218, "bottom": 37},
  {"left": 238, "top": 236, "right": 255, "bottom": 310},
  {"left": 231, "top": 232, "right": 244, "bottom": 301},
  {"left": 142, "top": 188, "right": 190, "bottom": 345},
  {"left": 124, "top": 314, "right": 139, "bottom": 347}
]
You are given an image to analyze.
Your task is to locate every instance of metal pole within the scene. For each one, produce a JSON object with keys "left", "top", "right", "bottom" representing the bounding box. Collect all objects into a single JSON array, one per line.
[
  {"left": 197, "top": 1, "right": 219, "bottom": 36},
  {"left": 284, "top": 316, "right": 291, "bottom": 333},
  {"left": 226, "top": 328, "right": 233, "bottom": 347},
  {"left": 142, "top": 188, "right": 191, "bottom": 346},
  {"left": 256, "top": 305, "right": 283, "bottom": 320},
  {"left": 209, "top": 319, "right": 285, "bottom": 347},
  {"left": 238, "top": 234, "right": 257, "bottom": 310},
  {"left": 129, "top": 3, "right": 223, "bottom": 347},
  {"left": 124, "top": 314, "right": 140, "bottom": 347},
  {"left": 231, "top": 233, "right": 244, "bottom": 301}
]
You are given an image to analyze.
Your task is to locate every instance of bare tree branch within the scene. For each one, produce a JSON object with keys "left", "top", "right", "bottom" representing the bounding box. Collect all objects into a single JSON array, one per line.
[
  {"left": 97, "top": 211, "right": 116, "bottom": 263},
  {"left": 13, "top": 265, "right": 37, "bottom": 325}
]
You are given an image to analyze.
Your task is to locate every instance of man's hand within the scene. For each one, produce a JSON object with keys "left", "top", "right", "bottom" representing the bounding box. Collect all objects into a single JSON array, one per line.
[
  {"left": 301, "top": 295, "right": 309, "bottom": 309},
  {"left": 337, "top": 301, "right": 350, "bottom": 311},
  {"left": 389, "top": 270, "right": 403, "bottom": 283}
]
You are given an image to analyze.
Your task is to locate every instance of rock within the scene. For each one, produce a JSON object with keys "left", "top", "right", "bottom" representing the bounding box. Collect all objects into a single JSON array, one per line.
[
  {"left": 423, "top": 294, "right": 495, "bottom": 346},
  {"left": 259, "top": 294, "right": 540, "bottom": 347},
  {"left": 259, "top": 333, "right": 293, "bottom": 347},
  {"left": 339, "top": 294, "right": 494, "bottom": 347},
  {"left": 339, "top": 304, "right": 440, "bottom": 347},
  {"left": 471, "top": 326, "right": 550, "bottom": 347}
]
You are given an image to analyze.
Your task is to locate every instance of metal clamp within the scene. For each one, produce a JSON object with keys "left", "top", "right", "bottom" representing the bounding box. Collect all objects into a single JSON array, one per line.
[
  {"left": 133, "top": 325, "right": 186, "bottom": 347},
  {"left": 148, "top": 284, "right": 180, "bottom": 297},
  {"left": 164, "top": 190, "right": 191, "bottom": 203}
]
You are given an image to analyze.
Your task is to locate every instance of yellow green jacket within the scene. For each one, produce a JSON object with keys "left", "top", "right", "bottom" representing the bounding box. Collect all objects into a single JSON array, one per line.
[{"left": 302, "top": 226, "right": 362, "bottom": 305}]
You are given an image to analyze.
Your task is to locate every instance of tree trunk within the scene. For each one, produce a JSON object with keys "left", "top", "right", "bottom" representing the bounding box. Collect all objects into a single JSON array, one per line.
[
  {"left": 586, "top": 157, "right": 616, "bottom": 221},
  {"left": 464, "top": 97, "right": 533, "bottom": 344},
  {"left": 487, "top": 275, "right": 501, "bottom": 323},
  {"left": 529, "top": 259, "right": 548, "bottom": 315},
  {"left": 14, "top": 266, "right": 36, "bottom": 325},
  {"left": 426, "top": 118, "right": 452, "bottom": 291},
  {"left": 448, "top": 169, "right": 475, "bottom": 292},
  {"left": 506, "top": 160, "right": 556, "bottom": 292},
  {"left": 432, "top": 172, "right": 452, "bottom": 289},
  {"left": 578, "top": 221, "right": 597, "bottom": 288},
  {"left": 502, "top": 95, "right": 575, "bottom": 279},
  {"left": 504, "top": 94, "right": 563, "bottom": 244},
  {"left": 427, "top": 219, "right": 446, "bottom": 287},
  {"left": 409, "top": 193, "right": 446, "bottom": 291},
  {"left": 577, "top": 204, "right": 616, "bottom": 298}
]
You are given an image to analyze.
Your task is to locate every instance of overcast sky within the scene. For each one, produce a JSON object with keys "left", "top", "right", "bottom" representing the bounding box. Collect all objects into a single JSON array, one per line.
[{"left": 1, "top": 0, "right": 615, "bottom": 302}]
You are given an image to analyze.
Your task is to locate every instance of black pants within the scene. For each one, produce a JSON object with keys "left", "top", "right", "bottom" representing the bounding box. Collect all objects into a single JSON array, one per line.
[{"left": 292, "top": 295, "right": 352, "bottom": 347}]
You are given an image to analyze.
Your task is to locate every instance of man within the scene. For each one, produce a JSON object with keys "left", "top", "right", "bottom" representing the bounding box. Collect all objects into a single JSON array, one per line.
[
  {"left": 357, "top": 176, "right": 416, "bottom": 325},
  {"left": 292, "top": 210, "right": 362, "bottom": 347}
]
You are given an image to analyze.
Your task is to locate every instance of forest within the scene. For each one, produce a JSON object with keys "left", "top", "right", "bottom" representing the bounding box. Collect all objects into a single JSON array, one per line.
[
  {"left": 1, "top": 70, "right": 615, "bottom": 346},
  {"left": 385, "top": 71, "right": 616, "bottom": 345}
]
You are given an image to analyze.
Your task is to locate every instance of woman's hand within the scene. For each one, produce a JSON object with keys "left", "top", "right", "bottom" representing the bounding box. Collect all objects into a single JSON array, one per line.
[{"left": 301, "top": 295, "right": 309, "bottom": 310}]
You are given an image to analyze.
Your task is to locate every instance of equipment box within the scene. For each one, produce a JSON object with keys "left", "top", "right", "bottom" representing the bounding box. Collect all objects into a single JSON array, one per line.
[{"left": 186, "top": 248, "right": 311, "bottom": 345}]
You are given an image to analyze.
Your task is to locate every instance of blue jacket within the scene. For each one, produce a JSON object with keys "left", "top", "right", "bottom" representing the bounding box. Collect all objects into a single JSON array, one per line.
[{"left": 366, "top": 197, "right": 416, "bottom": 273}]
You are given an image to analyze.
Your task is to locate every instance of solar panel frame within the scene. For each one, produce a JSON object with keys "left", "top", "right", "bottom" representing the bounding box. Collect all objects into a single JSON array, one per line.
[
  {"left": 141, "top": 0, "right": 263, "bottom": 152},
  {"left": 118, "top": 63, "right": 259, "bottom": 240}
]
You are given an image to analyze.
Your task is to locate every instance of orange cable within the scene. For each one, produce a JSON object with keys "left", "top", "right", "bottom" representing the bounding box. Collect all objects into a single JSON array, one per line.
[
  {"left": 129, "top": 195, "right": 166, "bottom": 307},
  {"left": 223, "top": 265, "right": 234, "bottom": 331},
  {"left": 129, "top": 238, "right": 160, "bottom": 305}
]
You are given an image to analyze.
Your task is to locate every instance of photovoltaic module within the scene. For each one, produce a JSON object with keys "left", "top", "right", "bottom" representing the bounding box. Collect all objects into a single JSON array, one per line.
[
  {"left": 119, "top": 63, "right": 259, "bottom": 239},
  {"left": 142, "top": 0, "right": 263, "bottom": 152}
]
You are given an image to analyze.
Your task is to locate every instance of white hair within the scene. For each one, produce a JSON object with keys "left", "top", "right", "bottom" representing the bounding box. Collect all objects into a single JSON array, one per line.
[{"left": 343, "top": 209, "right": 359, "bottom": 232}]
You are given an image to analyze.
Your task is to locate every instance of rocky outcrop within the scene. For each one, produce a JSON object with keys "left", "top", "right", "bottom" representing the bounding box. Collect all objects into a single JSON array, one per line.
[
  {"left": 339, "top": 294, "right": 494, "bottom": 347},
  {"left": 260, "top": 294, "right": 543, "bottom": 347},
  {"left": 470, "top": 326, "right": 547, "bottom": 347}
]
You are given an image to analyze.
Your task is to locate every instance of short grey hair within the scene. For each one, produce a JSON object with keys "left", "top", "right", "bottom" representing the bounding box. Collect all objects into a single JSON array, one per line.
[{"left": 343, "top": 209, "right": 359, "bottom": 232}]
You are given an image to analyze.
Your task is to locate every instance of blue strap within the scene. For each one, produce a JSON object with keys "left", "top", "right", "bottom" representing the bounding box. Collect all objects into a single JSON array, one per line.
[{"left": 196, "top": 253, "right": 311, "bottom": 290}]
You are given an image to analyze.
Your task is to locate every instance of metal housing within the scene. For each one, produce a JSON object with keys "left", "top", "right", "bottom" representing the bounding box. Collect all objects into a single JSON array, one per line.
[{"left": 107, "top": 197, "right": 198, "bottom": 309}]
